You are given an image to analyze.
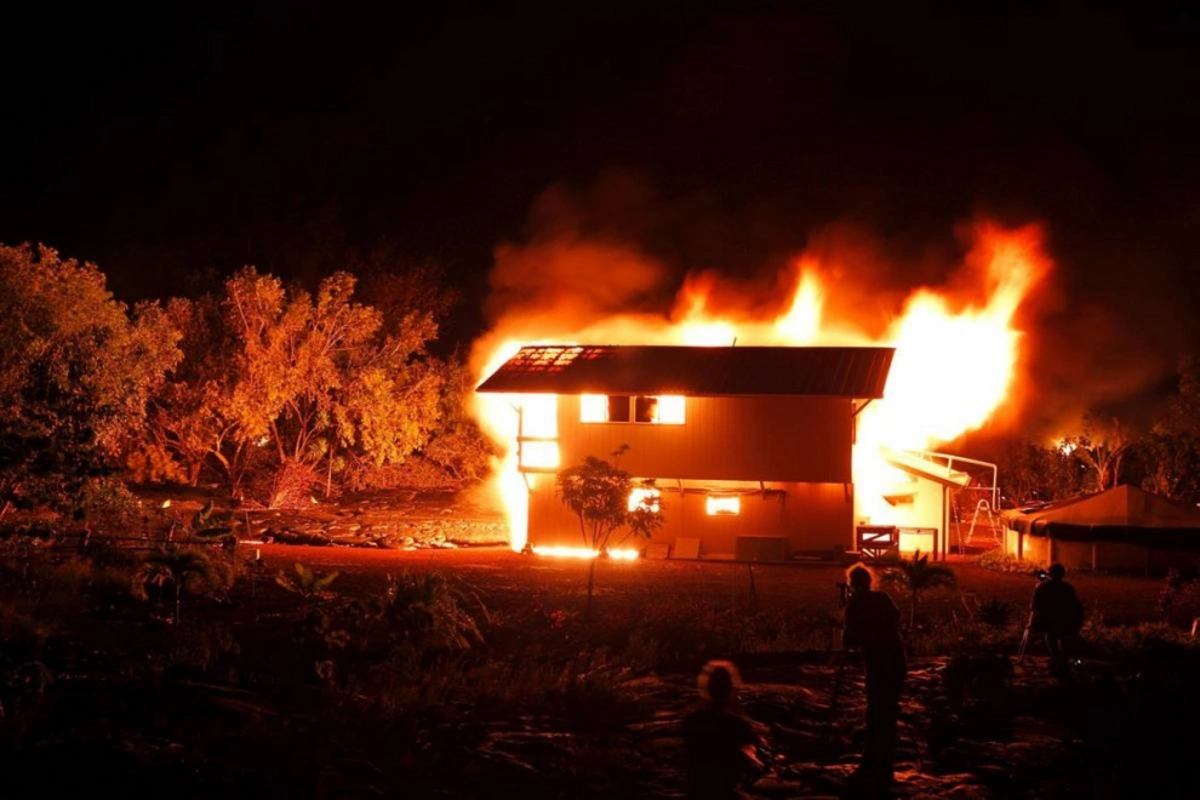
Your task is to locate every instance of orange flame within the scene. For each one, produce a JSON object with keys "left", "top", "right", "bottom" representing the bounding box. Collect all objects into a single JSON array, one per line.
[{"left": 473, "top": 223, "right": 1050, "bottom": 552}]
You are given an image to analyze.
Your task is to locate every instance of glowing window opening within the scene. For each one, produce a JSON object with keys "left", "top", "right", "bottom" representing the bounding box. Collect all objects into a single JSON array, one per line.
[
  {"left": 518, "top": 394, "right": 558, "bottom": 438},
  {"left": 579, "top": 394, "right": 685, "bottom": 425},
  {"left": 519, "top": 440, "right": 560, "bottom": 469},
  {"left": 706, "top": 495, "right": 741, "bottom": 516},
  {"left": 628, "top": 487, "right": 662, "bottom": 513},
  {"left": 656, "top": 395, "right": 685, "bottom": 424},
  {"left": 580, "top": 394, "right": 607, "bottom": 422}
]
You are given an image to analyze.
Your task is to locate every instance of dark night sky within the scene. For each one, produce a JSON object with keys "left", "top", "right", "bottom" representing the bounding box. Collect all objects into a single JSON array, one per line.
[{"left": 3, "top": 1, "right": 1199, "bottom": 430}]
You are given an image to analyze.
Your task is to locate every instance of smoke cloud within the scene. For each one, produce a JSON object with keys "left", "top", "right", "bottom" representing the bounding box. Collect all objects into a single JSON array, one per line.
[{"left": 474, "top": 172, "right": 1194, "bottom": 445}]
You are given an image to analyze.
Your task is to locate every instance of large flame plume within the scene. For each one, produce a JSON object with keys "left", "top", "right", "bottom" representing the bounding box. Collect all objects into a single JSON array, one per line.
[{"left": 472, "top": 223, "right": 1051, "bottom": 552}]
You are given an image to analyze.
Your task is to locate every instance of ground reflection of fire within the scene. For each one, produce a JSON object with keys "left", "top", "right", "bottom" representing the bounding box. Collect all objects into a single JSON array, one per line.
[{"left": 473, "top": 223, "right": 1051, "bottom": 555}]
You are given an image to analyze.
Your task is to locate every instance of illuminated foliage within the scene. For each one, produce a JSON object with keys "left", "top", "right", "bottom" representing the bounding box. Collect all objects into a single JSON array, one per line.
[
  {"left": 134, "top": 294, "right": 241, "bottom": 487},
  {"left": 138, "top": 266, "right": 445, "bottom": 503},
  {"left": 993, "top": 438, "right": 1086, "bottom": 507},
  {"left": 0, "top": 243, "right": 180, "bottom": 512},
  {"left": 419, "top": 352, "right": 497, "bottom": 484},
  {"left": 1063, "top": 414, "right": 1133, "bottom": 493}
]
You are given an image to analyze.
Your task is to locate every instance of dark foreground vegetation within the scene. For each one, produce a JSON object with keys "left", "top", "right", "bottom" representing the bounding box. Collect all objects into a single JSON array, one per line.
[{"left": 3, "top": 510, "right": 1199, "bottom": 799}]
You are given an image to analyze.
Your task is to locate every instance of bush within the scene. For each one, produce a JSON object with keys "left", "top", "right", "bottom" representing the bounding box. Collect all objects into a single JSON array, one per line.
[
  {"left": 73, "top": 477, "right": 143, "bottom": 534},
  {"left": 262, "top": 459, "right": 322, "bottom": 509},
  {"left": 1156, "top": 567, "right": 1200, "bottom": 627},
  {"left": 1079, "top": 620, "right": 1200, "bottom": 658},
  {"left": 975, "top": 597, "right": 1018, "bottom": 628},
  {"left": 976, "top": 548, "right": 1040, "bottom": 574},
  {"left": 343, "top": 455, "right": 462, "bottom": 492},
  {"left": 133, "top": 546, "right": 237, "bottom": 622},
  {"left": 906, "top": 617, "right": 1017, "bottom": 658}
]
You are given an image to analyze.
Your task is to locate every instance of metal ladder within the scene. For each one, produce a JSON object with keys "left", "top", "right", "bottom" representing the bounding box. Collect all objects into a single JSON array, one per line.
[{"left": 965, "top": 498, "right": 1003, "bottom": 547}]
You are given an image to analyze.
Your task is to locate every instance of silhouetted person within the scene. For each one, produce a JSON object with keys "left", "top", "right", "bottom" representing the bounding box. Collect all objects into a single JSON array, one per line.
[
  {"left": 842, "top": 564, "right": 907, "bottom": 798},
  {"left": 1029, "top": 562, "right": 1084, "bottom": 678},
  {"left": 681, "top": 659, "right": 763, "bottom": 799}
]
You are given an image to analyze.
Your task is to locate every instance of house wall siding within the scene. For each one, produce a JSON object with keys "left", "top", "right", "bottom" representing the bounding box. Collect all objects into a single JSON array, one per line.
[
  {"left": 528, "top": 479, "right": 854, "bottom": 559},
  {"left": 553, "top": 395, "right": 853, "bottom": 483}
]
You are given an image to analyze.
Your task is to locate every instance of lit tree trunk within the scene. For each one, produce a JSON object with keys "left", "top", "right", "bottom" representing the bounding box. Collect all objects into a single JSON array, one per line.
[
  {"left": 325, "top": 440, "right": 335, "bottom": 499},
  {"left": 189, "top": 457, "right": 204, "bottom": 487}
]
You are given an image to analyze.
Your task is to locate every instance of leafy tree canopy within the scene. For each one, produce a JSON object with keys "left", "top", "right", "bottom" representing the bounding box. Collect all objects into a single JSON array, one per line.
[{"left": 0, "top": 243, "right": 180, "bottom": 510}]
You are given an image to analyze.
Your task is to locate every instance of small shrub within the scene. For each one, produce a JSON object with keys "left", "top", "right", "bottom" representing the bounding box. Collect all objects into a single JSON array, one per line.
[
  {"left": 906, "top": 616, "right": 1015, "bottom": 658},
  {"left": 550, "top": 648, "right": 637, "bottom": 733},
  {"left": 73, "top": 477, "right": 143, "bottom": 534},
  {"left": 133, "top": 546, "right": 237, "bottom": 622},
  {"left": 275, "top": 562, "right": 340, "bottom": 602},
  {"left": 1079, "top": 620, "right": 1199, "bottom": 658},
  {"left": 247, "top": 459, "right": 321, "bottom": 509},
  {"left": 618, "top": 600, "right": 737, "bottom": 671},
  {"left": 1156, "top": 567, "right": 1200, "bottom": 626},
  {"left": 167, "top": 621, "right": 241, "bottom": 676},
  {"left": 380, "top": 571, "right": 487, "bottom": 653},
  {"left": 975, "top": 598, "right": 1017, "bottom": 629},
  {"left": 976, "top": 549, "right": 1039, "bottom": 574}
]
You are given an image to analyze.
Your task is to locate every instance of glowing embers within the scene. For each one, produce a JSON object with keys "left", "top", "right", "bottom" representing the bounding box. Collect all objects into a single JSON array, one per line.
[
  {"left": 580, "top": 394, "right": 685, "bottom": 424},
  {"left": 628, "top": 486, "right": 662, "bottom": 513},
  {"left": 706, "top": 494, "right": 741, "bottom": 516},
  {"left": 517, "top": 393, "right": 559, "bottom": 470},
  {"left": 531, "top": 545, "right": 640, "bottom": 560}
]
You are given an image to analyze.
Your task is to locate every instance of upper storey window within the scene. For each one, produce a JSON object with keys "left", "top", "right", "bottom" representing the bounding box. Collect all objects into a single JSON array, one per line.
[{"left": 581, "top": 395, "right": 685, "bottom": 424}]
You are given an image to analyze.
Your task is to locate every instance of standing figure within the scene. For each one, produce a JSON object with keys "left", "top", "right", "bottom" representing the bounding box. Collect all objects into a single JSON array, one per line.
[
  {"left": 842, "top": 564, "right": 907, "bottom": 798},
  {"left": 681, "top": 659, "right": 763, "bottom": 800},
  {"left": 1029, "top": 562, "right": 1084, "bottom": 677}
]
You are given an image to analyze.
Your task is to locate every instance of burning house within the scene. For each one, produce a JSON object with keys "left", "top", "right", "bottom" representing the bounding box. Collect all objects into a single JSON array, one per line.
[
  {"left": 476, "top": 344, "right": 902, "bottom": 560},
  {"left": 471, "top": 223, "right": 1049, "bottom": 561}
]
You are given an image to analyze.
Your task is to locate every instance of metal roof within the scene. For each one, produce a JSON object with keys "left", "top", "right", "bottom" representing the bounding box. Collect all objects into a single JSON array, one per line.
[{"left": 475, "top": 345, "right": 895, "bottom": 398}]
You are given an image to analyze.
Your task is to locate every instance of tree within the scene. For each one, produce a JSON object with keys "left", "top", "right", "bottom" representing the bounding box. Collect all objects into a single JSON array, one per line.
[
  {"left": 879, "top": 549, "right": 958, "bottom": 628},
  {"left": 223, "top": 268, "right": 445, "bottom": 503},
  {"left": 1062, "top": 414, "right": 1134, "bottom": 493},
  {"left": 1142, "top": 355, "right": 1200, "bottom": 505},
  {"left": 556, "top": 448, "right": 664, "bottom": 618},
  {"left": 133, "top": 294, "right": 245, "bottom": 488},
  {"left": 0, "top": 243, "right": 181, "bottom": 513},
  {"left": 993, "top": 438, "right": 1086, "bottom": 508},
  {"left": 135, "top": 266, "right": 446, "bottom": 503},
  {"left": 420, "top": 350, "right": 496, "bottom": 484}
]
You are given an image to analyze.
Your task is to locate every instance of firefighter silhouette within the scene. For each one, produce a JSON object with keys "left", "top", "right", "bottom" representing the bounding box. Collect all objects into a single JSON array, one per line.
[{"left": 842, "top": 564, "right": 907, "bottom": 798}]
